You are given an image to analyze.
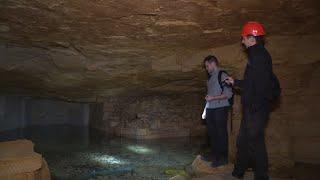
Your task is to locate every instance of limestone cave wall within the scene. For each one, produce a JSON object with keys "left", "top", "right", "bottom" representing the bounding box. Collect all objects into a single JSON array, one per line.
[
  {"left": 0, "top": 95, "right": 90, "bottom": 131},
  {"left": 90, "top": 94, "right": 206, "bottom": 139}
]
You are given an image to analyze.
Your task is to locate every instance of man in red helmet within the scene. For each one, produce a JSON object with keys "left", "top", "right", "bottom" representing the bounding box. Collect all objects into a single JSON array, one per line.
[{"left": 225, "top": 22, "right": 273, "bottom": 180}]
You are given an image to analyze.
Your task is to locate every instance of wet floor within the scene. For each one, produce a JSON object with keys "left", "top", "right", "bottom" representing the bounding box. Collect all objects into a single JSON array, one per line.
[
  {"left": 1, "top": 125, "right": 319, "bottom": 180},
  {"left": 0, "top": 125, "right": 206, "bottom": 180}
]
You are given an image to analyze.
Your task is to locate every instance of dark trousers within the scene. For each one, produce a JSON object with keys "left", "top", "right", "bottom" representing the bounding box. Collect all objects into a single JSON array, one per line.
[
  {"left": 233, "top": 105, "right": 270, "bottom": 180},
  {"left": 206, "top": 107, "right": 229, "bottom": 162}
]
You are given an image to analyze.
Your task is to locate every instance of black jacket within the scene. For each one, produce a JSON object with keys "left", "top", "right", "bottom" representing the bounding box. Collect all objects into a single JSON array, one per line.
[{"left": 235, "top": 44, "right": 273, "bottom": 110}]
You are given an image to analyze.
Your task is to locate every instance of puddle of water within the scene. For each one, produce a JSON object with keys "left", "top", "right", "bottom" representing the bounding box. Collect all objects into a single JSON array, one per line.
[{"left": 0, "top": 125, "right": 207, "bottom": 180}]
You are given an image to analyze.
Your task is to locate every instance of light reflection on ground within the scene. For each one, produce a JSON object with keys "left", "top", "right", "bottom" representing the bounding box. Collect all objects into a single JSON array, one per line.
[
  {"left": 89, "top": 153, "right": 127, "bottom": 165},
  {"left": 126, "top": 145, "right": 154, "bottom": 154}
]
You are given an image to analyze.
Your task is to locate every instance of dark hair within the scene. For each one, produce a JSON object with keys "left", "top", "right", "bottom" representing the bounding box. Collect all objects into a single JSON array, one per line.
[
  {"left": 254, "top": 35, "right": 265, "bottom": 46},
  {"left": 247, "top": 35, "right": 265, "bottom": 46},
  {"left": 203, "top": 55, "right": 219, "bottom": 66}
]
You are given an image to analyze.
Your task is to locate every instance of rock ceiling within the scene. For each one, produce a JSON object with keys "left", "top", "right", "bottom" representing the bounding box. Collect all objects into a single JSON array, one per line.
[{"left": 0, "top": 0, "right": 319, "bottom": 101}]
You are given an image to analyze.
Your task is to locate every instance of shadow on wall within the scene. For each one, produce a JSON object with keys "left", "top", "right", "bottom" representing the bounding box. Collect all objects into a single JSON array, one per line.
[{"left": 0, "top": 95, "right": 90, "bottom": 132}]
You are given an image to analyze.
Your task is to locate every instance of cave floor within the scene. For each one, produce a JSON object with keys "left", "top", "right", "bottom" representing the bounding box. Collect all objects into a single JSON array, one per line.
[
  {"left": 189, "top": 163, "right": 320, "bottom": 180},
  {"left": 1, "top": 125, "right": 205, "bottom": 179},
  {"left": 1, "top": 125, "right": 319, "bottom": 180}
]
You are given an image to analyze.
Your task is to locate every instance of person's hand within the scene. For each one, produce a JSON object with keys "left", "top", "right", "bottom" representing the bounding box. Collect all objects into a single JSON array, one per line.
[
  {"left": 205, "top": 95, "right": 214, "bottom": 101},
  {"left": 224, "top": 76, "right": 234, "bottom": 86}
]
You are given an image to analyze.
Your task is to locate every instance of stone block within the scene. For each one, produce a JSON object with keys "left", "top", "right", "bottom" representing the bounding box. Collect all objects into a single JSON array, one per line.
[{"left": 0, "top": 139, "right": 51, "bottom": 180}]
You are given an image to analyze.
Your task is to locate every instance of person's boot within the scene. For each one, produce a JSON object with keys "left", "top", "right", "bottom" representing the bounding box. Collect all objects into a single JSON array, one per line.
[
  {"left": 231, "top": 170, "right": 244, "bottom": 179},
  {"left": 254, "top": 173, "right": 269, "bottom": 180},
  {"left": 211, "top": 158, "right": 228, "bottom": 168}
]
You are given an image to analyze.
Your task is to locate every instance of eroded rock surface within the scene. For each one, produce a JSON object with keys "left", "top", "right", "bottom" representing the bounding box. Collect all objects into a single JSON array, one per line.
[
  {"left": 90, "top": 94, "right": 206, "bottom": 139},
  {"left": 0, "top": 0, "right": 319, "bottom": 100}
]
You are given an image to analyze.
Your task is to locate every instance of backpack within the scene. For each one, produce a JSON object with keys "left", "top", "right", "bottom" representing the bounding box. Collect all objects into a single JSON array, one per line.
[
  {"left": 270, "top": 72, "right": 281, "bottom": 101},
  {"left": 218, "top": 70, "right": 234, "bottom": 106}
]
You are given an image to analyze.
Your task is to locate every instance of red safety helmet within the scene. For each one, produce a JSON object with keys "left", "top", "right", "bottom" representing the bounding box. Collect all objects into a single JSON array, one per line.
[{"left": 241, "top": 21, "right": 265, "bottom": 37}]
